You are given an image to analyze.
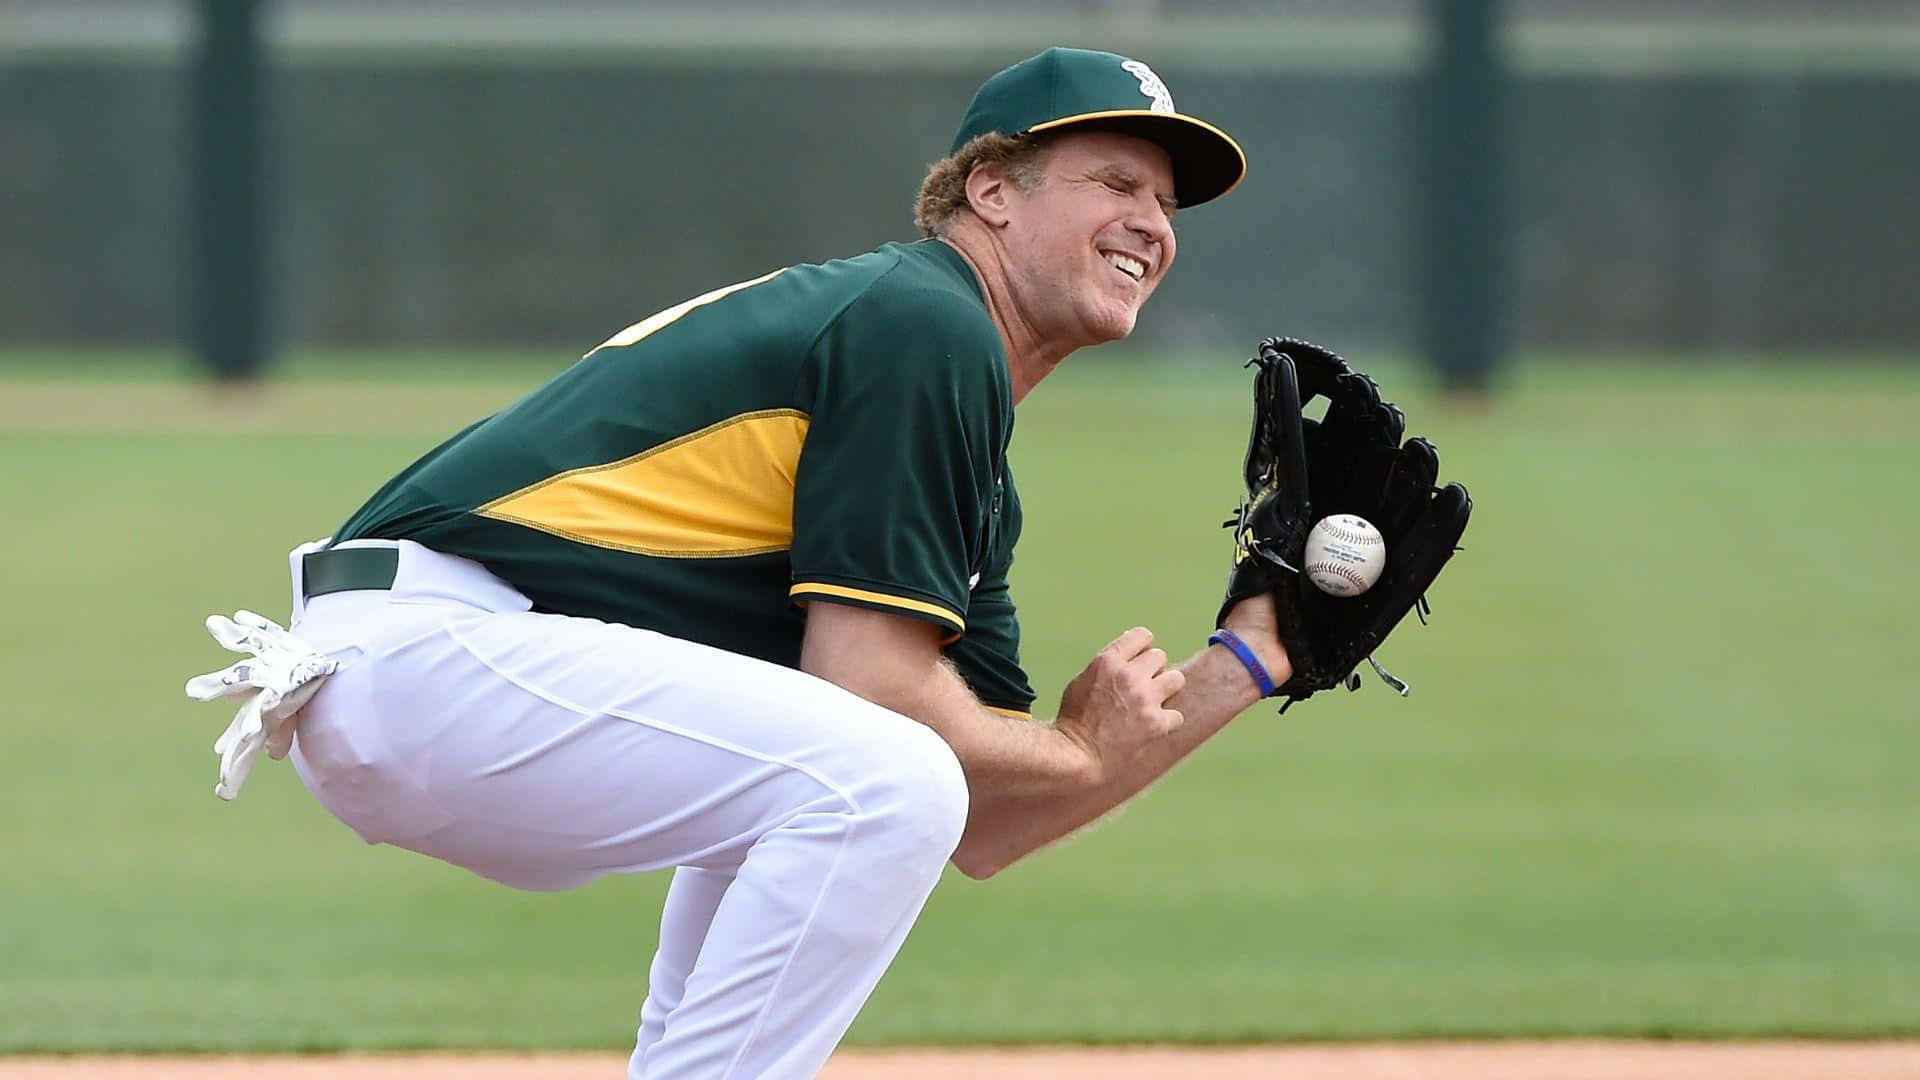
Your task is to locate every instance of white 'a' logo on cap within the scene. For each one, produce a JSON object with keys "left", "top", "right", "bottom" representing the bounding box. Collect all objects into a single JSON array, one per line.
[{"left": 1120, "top": 59, "right": 1175, "bottom": 114}]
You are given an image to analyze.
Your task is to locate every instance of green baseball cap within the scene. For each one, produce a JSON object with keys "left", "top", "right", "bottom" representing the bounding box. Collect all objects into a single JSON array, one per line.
[{"left": 950, "top": 46, "right": 1247, "bottom": 208}]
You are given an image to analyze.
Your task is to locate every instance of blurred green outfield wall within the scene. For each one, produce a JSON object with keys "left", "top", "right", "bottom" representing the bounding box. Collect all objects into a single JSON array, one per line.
[{"left": 3, "top": 58, "right": 1916, "bottom": 353}]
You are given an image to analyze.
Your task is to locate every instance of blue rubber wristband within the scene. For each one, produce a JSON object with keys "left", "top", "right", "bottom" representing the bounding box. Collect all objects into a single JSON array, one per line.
[{"left": 1208, "top": 628, "right": 1277, "bottom": 698}]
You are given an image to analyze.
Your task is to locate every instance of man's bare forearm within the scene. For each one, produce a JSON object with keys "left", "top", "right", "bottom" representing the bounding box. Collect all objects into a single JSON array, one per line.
[
  {"left": 802, "top": 602, "right": 1276, "bottom": 879},
  {"left": 955, "top": 643, "right": 1267, "bottom": 876},
  {"left": 800, "top": 603, "right": 1097, "bottom": 801}
]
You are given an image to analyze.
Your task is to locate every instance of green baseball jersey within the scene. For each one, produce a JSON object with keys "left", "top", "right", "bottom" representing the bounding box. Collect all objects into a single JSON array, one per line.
[{"left": 333, "top": 239, "right": 1035, "bottom": 716}]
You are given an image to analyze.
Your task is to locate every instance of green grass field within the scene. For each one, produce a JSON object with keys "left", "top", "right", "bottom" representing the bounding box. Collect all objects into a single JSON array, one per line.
[{"left": 0, "top": 352, "right": 1914, "bottom": 1051}]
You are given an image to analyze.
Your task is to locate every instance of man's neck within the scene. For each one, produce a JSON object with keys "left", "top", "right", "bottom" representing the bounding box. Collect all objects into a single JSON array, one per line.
[{"left": 937, "top": 227, "right": 1076, "bottom": 405}]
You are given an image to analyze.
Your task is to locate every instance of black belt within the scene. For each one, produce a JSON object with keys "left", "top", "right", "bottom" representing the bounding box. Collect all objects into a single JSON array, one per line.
[{"left": 302, "top": 547, "right": 399, "bottom": 599}]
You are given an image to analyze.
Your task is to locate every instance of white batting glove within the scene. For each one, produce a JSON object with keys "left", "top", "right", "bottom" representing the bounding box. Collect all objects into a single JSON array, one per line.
[{"left": 185, "top": 610, "right": 338, "bottom": 801}]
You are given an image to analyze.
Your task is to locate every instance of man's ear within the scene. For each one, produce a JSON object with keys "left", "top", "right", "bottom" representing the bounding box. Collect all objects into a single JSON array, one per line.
[{"left": 965, "top": 162, "right": 1017, "bottom": 228}]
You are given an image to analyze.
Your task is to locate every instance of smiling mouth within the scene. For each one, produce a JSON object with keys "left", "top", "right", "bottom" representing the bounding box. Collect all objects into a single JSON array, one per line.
[{"left": 1103, "top": 251, "right": 1147, "bottom": 282}]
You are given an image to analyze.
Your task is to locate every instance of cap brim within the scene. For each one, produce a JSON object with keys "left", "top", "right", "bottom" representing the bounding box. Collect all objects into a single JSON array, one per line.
[{"left": 1028, "top": 110, "right": 1247, "bottom": 208}]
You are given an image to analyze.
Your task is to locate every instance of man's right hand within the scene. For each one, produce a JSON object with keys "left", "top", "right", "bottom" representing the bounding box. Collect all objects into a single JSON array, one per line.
[{"left": 1053, "top": 627, "right": 1186, "bottom": 784}]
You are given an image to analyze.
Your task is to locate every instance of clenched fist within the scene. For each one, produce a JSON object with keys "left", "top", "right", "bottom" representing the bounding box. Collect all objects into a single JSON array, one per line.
[{"left": 1054, "top": 626, "right": 1185, "bottom": 783}]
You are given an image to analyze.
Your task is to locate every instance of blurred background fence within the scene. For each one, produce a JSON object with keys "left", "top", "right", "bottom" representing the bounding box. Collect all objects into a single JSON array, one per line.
[{"left": 3, "top": 0, "right": 1918, "bottom": 361}]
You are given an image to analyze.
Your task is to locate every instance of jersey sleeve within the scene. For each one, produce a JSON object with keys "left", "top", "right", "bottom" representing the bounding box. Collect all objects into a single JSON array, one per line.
[
  {"left": 788, "top": 277, "right": 1011, "bottom": 636},
  {"left": 944, "top": 566, "right": 1036, "bottom": 716}
]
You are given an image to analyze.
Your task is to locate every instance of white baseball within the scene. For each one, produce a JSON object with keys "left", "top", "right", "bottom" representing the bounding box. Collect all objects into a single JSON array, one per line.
[{"left": 1304, "top": 515, "right": 1386, "bottom": 597}]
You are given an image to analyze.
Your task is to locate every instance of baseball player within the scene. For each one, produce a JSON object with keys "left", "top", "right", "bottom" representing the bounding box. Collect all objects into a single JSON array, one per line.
[{"left": 189, "top": 46, "right": 1461, "bottom": 1079}]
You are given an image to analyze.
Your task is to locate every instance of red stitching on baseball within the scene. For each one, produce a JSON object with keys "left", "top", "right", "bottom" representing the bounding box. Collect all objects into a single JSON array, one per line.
[{"left": 1306, "top": 561, "right": 1368, "bottom": 591}]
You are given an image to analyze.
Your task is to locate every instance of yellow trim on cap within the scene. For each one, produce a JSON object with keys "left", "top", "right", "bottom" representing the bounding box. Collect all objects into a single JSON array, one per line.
[
  {"left": 1027, "top": 109, "right": 1248, "bottom": 201},
  {"left": 790, "top": 582, "right": 965, "bottom": 632}
]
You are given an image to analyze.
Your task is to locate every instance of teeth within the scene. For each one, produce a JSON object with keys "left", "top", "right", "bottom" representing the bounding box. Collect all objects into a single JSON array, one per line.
[{"left": 1104, "top": 252, "right": 1146, "bottom": 281}]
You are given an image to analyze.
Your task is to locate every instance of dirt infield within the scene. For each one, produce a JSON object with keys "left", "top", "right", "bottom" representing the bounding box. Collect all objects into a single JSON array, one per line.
[{"left": 4, "top": 1043, "right": 1918, "bottom": 1079}]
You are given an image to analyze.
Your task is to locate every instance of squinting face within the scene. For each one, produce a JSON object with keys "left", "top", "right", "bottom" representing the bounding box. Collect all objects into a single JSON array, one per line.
[{"left": 997, "top": 131, "right": 1179, "bottom": 349}]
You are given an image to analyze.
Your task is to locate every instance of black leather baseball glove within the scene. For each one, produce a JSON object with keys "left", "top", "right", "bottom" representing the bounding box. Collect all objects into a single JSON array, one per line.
[{"left": 1218, "top": 338, "right": 1472, "bottom": 709}]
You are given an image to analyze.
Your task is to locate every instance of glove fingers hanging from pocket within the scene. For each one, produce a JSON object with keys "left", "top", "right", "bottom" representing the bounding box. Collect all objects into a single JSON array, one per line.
[{"left": 190, "top": 609, "right": 340, "bottom": 801}]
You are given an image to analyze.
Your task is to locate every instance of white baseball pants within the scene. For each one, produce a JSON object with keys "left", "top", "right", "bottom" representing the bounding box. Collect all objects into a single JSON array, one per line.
[{"left": 283, "top": 540, "right": 970, "bottom": 1079}]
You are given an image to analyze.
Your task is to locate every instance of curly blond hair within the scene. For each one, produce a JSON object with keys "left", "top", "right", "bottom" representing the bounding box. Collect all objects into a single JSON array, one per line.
[{"left": 913, "top": 132, "right": 1053, "bottom": 237}]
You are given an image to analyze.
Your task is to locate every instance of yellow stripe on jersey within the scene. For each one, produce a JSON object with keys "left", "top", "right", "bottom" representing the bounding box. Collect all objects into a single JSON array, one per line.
[
  {"left": 585, "top": 268, "right": 786, "bottom": 357},
  {"left": 789, "top": 582, "right": 966, "bottom": 633},
  {"left": 477, "top": 409, "right": 809, "bottom": 558}
]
